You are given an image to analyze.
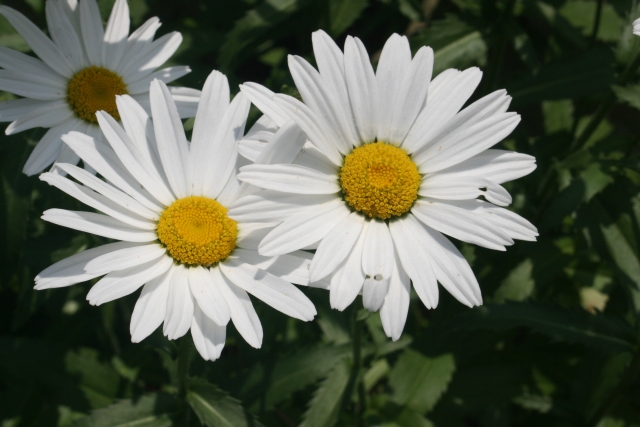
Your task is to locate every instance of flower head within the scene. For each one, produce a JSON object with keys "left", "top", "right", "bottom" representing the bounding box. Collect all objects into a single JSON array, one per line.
[
  {"left": 0, "top": 0, "right": 199, "bottom": 176},
  {"left": 36, "top": 71, "right": 317, "bottom": 361},
  {"left": 232, "top": 30, "right": 538, "bottom": 341}
]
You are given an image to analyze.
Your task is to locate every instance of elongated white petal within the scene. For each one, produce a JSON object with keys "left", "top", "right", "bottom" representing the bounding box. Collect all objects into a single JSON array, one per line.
[
  {"left": 6, "top": 101, "right": 72, "bottom": 135},
  {"left": 188, "top": 266, "right": 231, "bottom": 326},
  {"left": 23, "top": 119, "right": 79, "bottom": 176},
  {"left": 362, "top": 277, "right": 390, "bottom": 312},
  {"left": 42, "top": 209, "right": 157, "bottom": 242},
  {"left": 79, "top": 0, "right": 104, "bottom": 65},
  {"left": 102, "top": 0, "right": 129, "bottom": 70},
  {"left": 362, "top": 219, "right": 394, "bottom": 280},
  {"left": 412, "top": 199, "right": 513, "bottom": 250},
  {"left": 45, "top": 0, "right": 85, "bottom": 70},
  {"left": 426, "top": 69, "right": 460, "bottom": 102},
  {"left": 85, "top": 243, "right": 165, "bottom": 275},
  {"left": 230, "top": 191, "right": 334, "bottom": 224},
  {"left": 0, "top": 70, "right": 66, "bottom": 100},
  {"left": 191, "top": 303, "right": 226, "bottom": 361},
  {"left": 87, "top": 256, "right": 173, "bottom": 306},
  {"left": 61, "top": 132, "right": 164, "bottom": 212},
  {"left": 273, "top": 94, "right": 343, "bottom": 165},
  {"left": 149, "top": 79, "right": 190, "bottom": 198},
  {"left": 330, "top": 220, "right": 368, "bottom": 311},
  {"left": 130, "top": 268, "right": 172, "bottom": 343},
  {"left": 35, "top": 242, "right": 135, "bottom": 290},
  {"left": 403, "top": 68, "right": 482, "bottom": 154},
  {"left": 389, "top": 216, "right": 438, "bottom": 309},
  {"left": 0, "top": 98, "right": 50, "bottom": 122},
  {"left": 117, "top": 17, "right": 161, "bottom": 74},
  {"left": 126, "top": 66, "right": 191, "bottom": 94},
  {"left": 344, "top": 36, "right": 378, "bottom": 144},
  {"left": 259, "top": 198, "right": 349, "bottom": 256},
  {"left": 239, "top": 82, "right": 289, "bottom": 127},
  {"left": 164, "top": 265, "right": 194, "bottom": 340},
  {"left": 238, "top": 164, "right": 340, "bottom": 195},
  {"left": 0, "top": 46, "right": 65, "bottom": 84},
  {"left": 293, "top": 141, "right": 339, "bottom": 175},
  {"left": 0, "top": 6, "right": 74, "bottom": 77},
  {"left": 200, "top": 92, "right": 250, "bottom": 200},
  {"left": 121, "top": 32, "right": 182, "bottom": 77},
  {"left": 40, "top": 172, "right": 156, "bottom": 230},
  {"left": 310, "top": 212, "right": 364, "bottom": 282},
  {"left": 418, "top": 174, "right": 483, "bottom": 200},
  {"left": 212, "top": 267, "right": 263, "bottom": 348},
  {"left": 232, "top": 248, "right": 311, "bottom": 286},
  {"left": 221, "top": 259, "right": 316, "bottom": 321},
  {"left": 379, "top": 248, "right": 411, "bottom": 340},
  {"left": 474, "top": 200, "right": 538, "bottom": 241},
  {"left": 236, "top": 222, "right": 278, "bottom": 250},
  {"left": 253, "top": 120, "right": 307, "bottom": 165},
  {"left": 289, "top": 55, "right": 352, "bottom": 153},
  {"left": 51, "top": 143, "right": 81, "bottom": 172}
]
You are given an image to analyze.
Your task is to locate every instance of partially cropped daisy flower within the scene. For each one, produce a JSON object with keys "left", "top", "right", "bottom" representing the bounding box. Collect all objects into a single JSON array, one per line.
[
  {"left": 232, "top": 30, "right": 538, "bottom": 341},
  {"left": 634, "top": 17, "right": 640, "bottom": 36},
  {"left": 35, "top": 72, "right": 316, "bottom": 361},
  {"left": 0, "top": 0, "right": 199, "bottom": 176}
]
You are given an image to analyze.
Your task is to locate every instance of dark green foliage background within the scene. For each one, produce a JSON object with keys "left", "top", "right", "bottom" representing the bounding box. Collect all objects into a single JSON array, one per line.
[{"left": 1, "top": 0, "right": 640, "bottom": 426}]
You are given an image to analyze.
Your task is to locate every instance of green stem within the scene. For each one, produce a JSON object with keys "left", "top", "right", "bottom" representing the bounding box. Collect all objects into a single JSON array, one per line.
[
  {"left": 484, "top": 0, "right": 517, "bottom": 94},
  {"left": 177, "top": 337, "right": 193, "bottom": 425},
  {"left": 570, "top": 49, "right": 640, "bottom": 151},
  {"left": 341, "top": 309, "right": 365, "bottom": 426},
  {"left": 590, "top": 0, "right": 604, "bottom": 45},
  {"left": 586, "top": 346, "right": 640, "bottom": 427}
]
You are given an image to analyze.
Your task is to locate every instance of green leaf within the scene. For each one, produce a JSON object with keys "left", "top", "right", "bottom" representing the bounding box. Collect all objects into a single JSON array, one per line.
[
  {"left": 186, "top": 378, "right": 263, "bottom": 427},
  {"left": 299, "top": 358, "right": 351, "bottom": 427},
  {"left": 71, "top": 394, "right": 177, "bottom": 427},
  {"left": 493, "top": 259, "right": 535, "bottom": 303},
  {"left": 389, "top": 350, "right": 455, "bottom": 414},
  {"left": 65, "top": 348, "right": 121, "bottom": 409},
  {"left": 507, "top": 49, "right": 614, "bottom": 107},
  {"left": 612, "top": 84, "right": 640, "bottom": 111},
  {"left": 437, "top": 302, "right": 637, "bottom": 352},
  {"left": 328, "top": 0, "right": 368, "bottom": 36},
  {"left": 410, "top": 15, "right": 487, "bottom": 75},
  {"left": 559, "top": 2, "right": 624, "bottom": 42}
]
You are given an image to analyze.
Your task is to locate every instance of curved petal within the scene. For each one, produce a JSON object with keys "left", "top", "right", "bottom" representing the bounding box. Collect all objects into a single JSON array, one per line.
[
  {"left": 84, "top": 243, "right": 166, "bottom": 275},
  {"left": 238, "top": 164, "right": 340, "bottom": 195},
  {"left": 191, "top": 303, "right": 226, "bottom": 361},
  {"left": 130, "top": 267, "right": 172, "bottom": 343},
  {"left": 329, "top": 220, "right": 368, "bottom": 311},
  {"left": 188, "top": 266, "right": 231, "bottom": 326},
  {"left": 163, "top": 264, "right": 194, "bottom": 340},
  {"left": 79, "top": 0, "right": 104, "bottom": 65},
  {"left": 379, "top": 248, "right": 411, "bottom": 341},
  {"left": 101, "top": 0, "right": 129, "bottom": 70}
]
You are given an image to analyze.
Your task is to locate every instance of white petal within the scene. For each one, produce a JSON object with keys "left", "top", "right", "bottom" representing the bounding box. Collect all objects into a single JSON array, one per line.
[
  {"left": 239, "top": 82, "right": 289, "bottom": 127},
  {"left": 45, "top": 0, "right": 85, "bottom": 70},
  {"left": 413, "top": 113, "right": 521, "bottom": 174},
  {"left": 79, "top": 0, "right": 104, "bottom": 65},
  {"left": 121, "top": 32, "right": 182, "bottom": 77},
  {"left": 288, "top": 55, "right": 352, "bottom": 153},
  {"left": 220, "top": 258, "right": 316, "bottom": 321},
  {"left": 273, "top": 94, "right": 343, "bottom": 165},
  {"left": 188, "top": 266, "right": 231, "bottom": 326},
  {"left": 190, "top": 71, "right": 230, "bottom": 195},
  {"left": 426, "top": 69, "right": 460, "bottom": 102},
  {"left": 403, "top": 215, "right": 481, "bottom": 306},
  {"left": 42, "top": 209, "right": 157, "bottom": 242},
  {"left": 96, "top": 111, "right": 175, "bottom": 205},
  {"left": 130, "top": 268, "right": 172, "bottom": 343},
  {"left": 23, "top": 119, "right": 79, "bottom": 176},
  {"left": 86, "top": 255, "right": 173, "bottom": 305},
  {"left": 412, "top": 199, "right": 513, "bottom": 250},
  {"left": 191, "top": 303, "right": 226, "bottom": 361},
  {"left": 0, "top": 70, "right": 65, "bottom": 100},
  {"left": 0, "top": 98, "right": 50, "bottom": 122},
  {"left": 238, "top": 164, "right": 339, "bottom": 195},
  {"left": 344, "top": 36, "right": 378, "bottom": 144},
  {"left": 379, "top": 248, "right": 411, "bottom": 341},
  {"left": 253, "top": 119, "right": 307, "bottom": 165},
  {"left": 236, "top": 222, "right": 278, "bottom": 250},
  {"left": 163, "top": 264, "right": 194, "bottom": 340},
  {"left": 403, "top": 68, "right": 482, "bottom": 154},
  {"left": 5, "top": 101, "right": 72, "bottom": 134},
  {"left": 419, "top": 174, "right": 483, "bottom": 200},
  {"left": 474, "top": 200, "right": 538, "bottom": 241},
  {"left": 310, "top": 212, "right": 364, "bottom": 282},
  {"left": 361, "top": 219, "right": 394, "bottom": 279},
  {"left": 293, "top": 141, "right": 339, "bottom": 175},
  {"left": 259, "top": 198, "right": 349, "bottom": 256},
  {"left": 362, "top": 277, "right": 390, "bottom": 312},
  {"left": 149, "top": 79, "right": 190, "bottom": 198},
  {"left": 329, "top": 220, "right": 368, "bottom": 311},
  {"left": 117, "top": 17, "right": 161, "bottom": 74},
  {"left": 40, "top": 172, "right": 156, "bottom": 230},
  {"left": 232, "top": 248, "right": 311, "bottom": 286},
  {"left": 199, "top": 92, "right": 250, "bottom": 200},
  {"left": 35, "top": 242, "right": 134, "bottom": 290},
  {"left": 61, "top": 132, "right": 164, "bottom": 212},
  {"left": 126, "top": 66, "right": 191, "bottom": 94},
  {"left": 85, "top": 243, "right": 166, "bottom": 275},
  {"left": 0, "top": 46, "right": 66, "bottom": 84},
  {"left": 101, "top": 0, "right": 129, "bottom": 70},
  {"left": 375, "top": 34, "right": 412, "bottom": 143},
  {"left": 0, "top": 6, "right": 74, "bottom": 77},
  {"left": 51, "top": 143, "right": 81, "bottom": 172},
  {"left": 229, "top": 191, "right": 334, "bottom": 224},
  {"left": 212, "top": 267, "right": 263, "bottom": 348}
]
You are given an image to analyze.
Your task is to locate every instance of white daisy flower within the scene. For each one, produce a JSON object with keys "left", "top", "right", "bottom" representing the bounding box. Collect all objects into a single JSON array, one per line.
[
  {"left": 634, "top": 17, "right": 640, "bottom": 36},
  {"left": 231, "top": 30, "right": 538, "bottom": 341},
  {"left": 35, "top": 71, "right": 316, "bottom": 361},
  {"left": 0, "top": 0, "right": 199, "bottom": 176}
]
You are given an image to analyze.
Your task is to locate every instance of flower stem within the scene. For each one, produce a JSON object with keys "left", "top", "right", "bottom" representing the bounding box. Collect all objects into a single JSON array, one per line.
[
  {"left": 177, "top": 337, "right": 193, "bottom": 425},
  {"left": 341, "top": 308, "right": 366, "bottom": 426},
  {"left": 590, "top": 0, "right": 605, "bottom": 45}
]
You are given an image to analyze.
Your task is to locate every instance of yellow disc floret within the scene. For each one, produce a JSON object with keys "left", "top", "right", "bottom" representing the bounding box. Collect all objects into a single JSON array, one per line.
[
  {"left": 340, "top": 142, "right": 421, "bottom": 219},
  {"left": 67, "top": 66, "right": 128, "bottom": 123},
  {"left": 157, "top": 196, "right": 238, "bottom": 266}
]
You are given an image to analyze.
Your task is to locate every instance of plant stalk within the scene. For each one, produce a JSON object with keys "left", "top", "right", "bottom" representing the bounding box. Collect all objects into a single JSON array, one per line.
[
  {"left": 590, "top": 0, "right": 605, "bottom": 45},
  {"left": 177, "top": 337, "right": 193, "bottom": 426}
]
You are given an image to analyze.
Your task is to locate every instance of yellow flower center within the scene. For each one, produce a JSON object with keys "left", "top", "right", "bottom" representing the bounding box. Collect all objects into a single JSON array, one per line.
[
  {"left": 67, "top": 66, "right": 128, "bottom": 123},
  {"left": 339, "top": 142, "right": 421, "bottom": 219},
  {"left": 157, "top": 196, "right": 238, "bottom": 266}
]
